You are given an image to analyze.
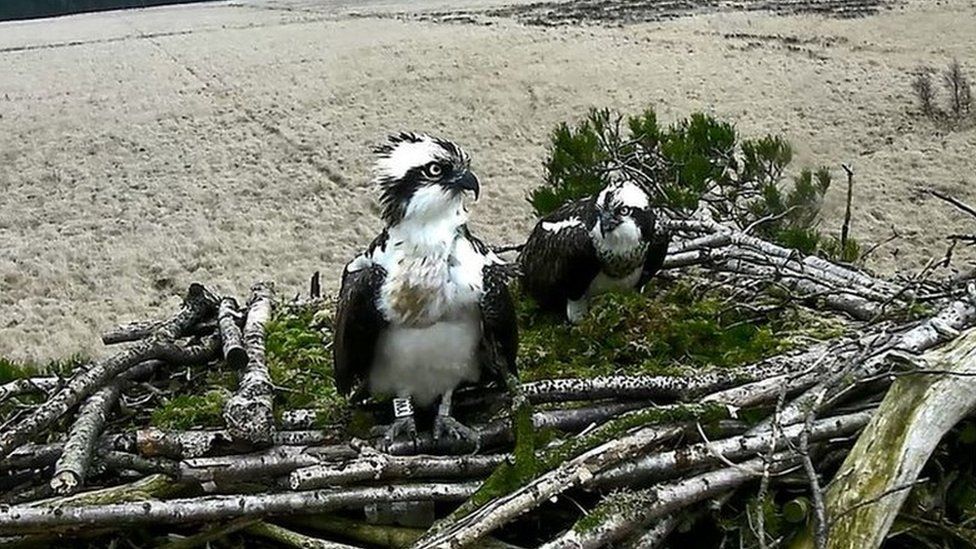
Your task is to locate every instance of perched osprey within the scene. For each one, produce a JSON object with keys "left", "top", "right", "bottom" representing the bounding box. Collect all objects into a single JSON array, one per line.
[
  {"left": 333, "top": 133, "right": 518, "bottom": 448},
  {"left": 520, "top": 178, "right": 670, "bottom": 322}
]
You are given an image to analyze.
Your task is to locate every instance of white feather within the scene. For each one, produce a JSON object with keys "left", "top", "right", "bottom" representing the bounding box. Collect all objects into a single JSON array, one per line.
[
  {"left": 591, "top": 217, "right": 643, "bottom": 257},
  {"left": 541, "top": 217, "right": 583, "bottom": 233},
  {"left": 369, "top": 313, "right": 482, "bottom": 407},
  {"left": 373, "top": 135, "right": 449, "bottom": 181},
  {"left": 597, "top": 180, "right": 649, "bottom": 209}
]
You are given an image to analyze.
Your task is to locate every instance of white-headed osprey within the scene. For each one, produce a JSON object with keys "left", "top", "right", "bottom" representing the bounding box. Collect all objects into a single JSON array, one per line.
[
  {"left": 520, "top": 178, "right": 670, "bottom": 322},
  {"left": 334, "top": 132, "right": 518, "bottom": 448}
]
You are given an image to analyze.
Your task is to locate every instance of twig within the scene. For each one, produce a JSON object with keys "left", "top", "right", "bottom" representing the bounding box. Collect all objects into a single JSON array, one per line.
[
  {"left": 247, "top": 521, "right": 357, "bottom": 549},
  {"left": 929, "top": 189, "right": 976, "bottom": 220},
  {"left": 840, "top": 164, "right": 854, "bottom": 250},
  {"left": 799, "top": 391, "right": 828, "bottom": 549}
]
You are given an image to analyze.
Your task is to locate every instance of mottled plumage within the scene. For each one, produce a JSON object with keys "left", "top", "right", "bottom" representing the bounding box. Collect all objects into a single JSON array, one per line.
[
  {"left": 333, "top": 133, "right": 517, "bottom": 447},
  {"left": 520, "top": 179, "right": 670, "bottom": 322}
]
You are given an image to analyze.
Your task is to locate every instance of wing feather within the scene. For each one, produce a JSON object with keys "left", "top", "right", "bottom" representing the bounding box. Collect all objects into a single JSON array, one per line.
[
  {"left": 479, "top": 262, "right": 519, "bottom": 384},
  {"left": 519, "top": 199, "right": 601, "bottom": 312},
  {"left": 333, "top": 262, "right": 387, "bottom": 397}
]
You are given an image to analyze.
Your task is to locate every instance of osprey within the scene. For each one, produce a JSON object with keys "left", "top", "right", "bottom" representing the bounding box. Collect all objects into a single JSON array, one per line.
[
  {"left": 520, "top": 178, "right": 670, "bottom": 322},
  {"left": 333, "top": 132, "right": 518, "bottom": 448}
]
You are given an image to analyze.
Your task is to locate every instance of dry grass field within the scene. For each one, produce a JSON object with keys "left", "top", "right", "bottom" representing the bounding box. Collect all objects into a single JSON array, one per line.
[{"left": 1, "top": 0, "right": 975, "bottom": 363}]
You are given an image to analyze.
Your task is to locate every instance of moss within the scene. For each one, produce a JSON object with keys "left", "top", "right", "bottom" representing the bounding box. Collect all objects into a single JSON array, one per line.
[
  {"left": 151, "top": 390, "right": 227, "bottom": 430},
  {"left": 574, "top": 489, "right": 654, "bottom": 534},
  {"left": 517, "top": 281, "right": 795, "bottom": 381},
  {"left": 264, "top": 302, "right": 348, "bottom": 427}
]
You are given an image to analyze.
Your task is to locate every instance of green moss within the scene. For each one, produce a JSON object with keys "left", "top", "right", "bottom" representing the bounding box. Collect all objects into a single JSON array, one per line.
[
  {"left": 517, "top": 281, "right": 793, "bottom": 381},
  {"left": 151, "top": 390, "right": 227, "bottom": 430},
  {"left": 574, "top": 490, "right": 653, "bottom": 534},
  {"left": 265, "top": 302, "right": 348, "bottom": 427}
]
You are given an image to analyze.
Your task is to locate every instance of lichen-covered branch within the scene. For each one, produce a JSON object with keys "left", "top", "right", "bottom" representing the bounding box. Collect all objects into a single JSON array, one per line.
[
  {"left": 289, "top": 452, "right": 507, "bottom": 490},
  {"left": 413, "top": 424, "right": 685, "bottom": 548},
  {"left": 0, "top": 377, "right": 61, "bottom": 404},
  {"left": 50, "top": 383, "right": 123, "bottom": 495},
  {"left": 136, "top": 428, "right": 341, "bottom": 460},
  {"left": 218, "top": 297, "right": 247, "bottom": 369},
  {"left": 223, "top": 283, "right": 275, "bottom": 445},
  {"left": 542, "top": 454, "right": 798, "bottom": 549},
  {"left": 595, "top": 410, "right": 871, "bottom": 488},
  {"left": 521, "top": 362, "right": 793, "bottom": 404},
  {"left": 0, "top": 482, "right": 478, "bottom": 534}
]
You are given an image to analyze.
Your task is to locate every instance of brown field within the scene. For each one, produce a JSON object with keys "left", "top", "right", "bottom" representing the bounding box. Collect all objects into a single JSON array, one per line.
[{"left": 1, "top": 0, "right": 975, "bottom": 363}]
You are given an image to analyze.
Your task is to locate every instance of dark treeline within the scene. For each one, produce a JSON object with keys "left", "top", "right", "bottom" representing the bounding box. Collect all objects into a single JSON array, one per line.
[{"left": 0, "top": 0, "right": 210, "bottom": 22}]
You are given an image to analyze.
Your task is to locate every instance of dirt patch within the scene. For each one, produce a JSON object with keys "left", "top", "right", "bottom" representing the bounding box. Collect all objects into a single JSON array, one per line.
[{"left": 408, "top": 0, "right": 891, "bottom": 26}]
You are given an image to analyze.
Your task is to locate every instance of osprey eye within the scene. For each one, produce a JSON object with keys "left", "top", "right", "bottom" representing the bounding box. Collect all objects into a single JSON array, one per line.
[
  {"left": 619, "top": 206, "right": 632, "bottom": 216},
  {"left": 424, "top": 162, "right": 443, "bottom": 178}
]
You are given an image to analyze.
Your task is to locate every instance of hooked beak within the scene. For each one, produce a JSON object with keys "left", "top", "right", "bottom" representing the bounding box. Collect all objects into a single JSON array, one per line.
[
  {"left": 598, "top": 211, "right": 621, "bottom": 235},
  {"left": 456, "top": 171, "right": 480, "bottom": 201}
]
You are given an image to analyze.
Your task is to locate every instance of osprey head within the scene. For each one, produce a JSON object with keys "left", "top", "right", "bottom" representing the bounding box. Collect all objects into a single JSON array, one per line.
[
  {"left": 594, "top": 179, "right": 651, "bottom": 237},
  {"left": 373, "top": 132, "right": 479, "bottom": 225}
]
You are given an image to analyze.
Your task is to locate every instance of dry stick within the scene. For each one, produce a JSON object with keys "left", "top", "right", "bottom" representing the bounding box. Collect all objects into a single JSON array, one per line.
[
  {"left": 310, "top": 271, "right": 322, "bottom": 300},
  {"left": 592, "top": 411, "right": 871, "bottom": 488},
  {"left": 624, "top": 492, "right": 735, "bottom": 549},
  {"left": 181, "top": 444, "right": 356, "bottom": 487},
  {"left": 541, "top": 454, "right": 799, "bottom": 549},
  {"left": 929, "top": 188, "right": 976, "bottom": 220},
  {"left": 520, "top": 362, "right": 791, "bottom": 404},
  {"left": 247, "top": 521, "right": 359, "bottom": 549},
  {"left": 0, "top": 284, "right": 218, "bottom": 461},
  {"left": 100, "top": 451, "right": 181, "bottom": 478},
  {"left": 217, "top": 297, "right": 248, "bottom": 370},
  {"left": 0, "top": 428, "right": 344, "bottom": 470},
  {"left": 289, "top": 452, "right": 508, "bottom": 490},
  {"left": 101, "top": 319, "right": 219, "bottom": 345},
  {"left": 624, "top": 516, "right": 681, "bottom": 549},
  {"left": 0, "top": 482, "right": 478, "bottom": 534},
  {"left": 49, "top": 383, "right": 123, "bottom": 495},
  {"left": 23, "top": 359, "right": 173, "bottom": 494},
  {"left": 0, "top": 377, "right": 61, "bottom": 404},
  {"left": 223, "top": 282, "right": 275, "bottom": 445},
  {"left": 840, "top": 165, "right": 854, "bottom": 250},
  {"left": 799, "top": 391, "right": 828, "bottom": 549},
  {"left": 137, "top": 427, "right": 342, "bottom": 460},
  {"left": 760, "top": 289, "right": 976, "bottom": 431},
  {"left": 412, "top": 425, "right": 686, "bottom": 548},
  {"left": 664, "top": 218, "right": 902, "bottom": 297},
  {"left": 384, "top": 400, "right": 649, "bottom": 456}
]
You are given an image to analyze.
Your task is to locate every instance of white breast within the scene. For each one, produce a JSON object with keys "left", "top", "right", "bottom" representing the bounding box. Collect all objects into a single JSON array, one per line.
[
  {"left": 369, "top": 313, "right": 482, "bottom": 407},
  {"left": 364, "top": 224, "right": 497, "bottom": 406}
]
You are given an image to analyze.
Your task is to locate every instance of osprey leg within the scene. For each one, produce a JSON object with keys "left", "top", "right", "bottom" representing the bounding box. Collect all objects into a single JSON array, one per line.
[
  {"left": 434, "top": 389, "right": 480, "bottom": 448},
  {"left": 376, "top": 397, "right": 418, "bottom": 453}
]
